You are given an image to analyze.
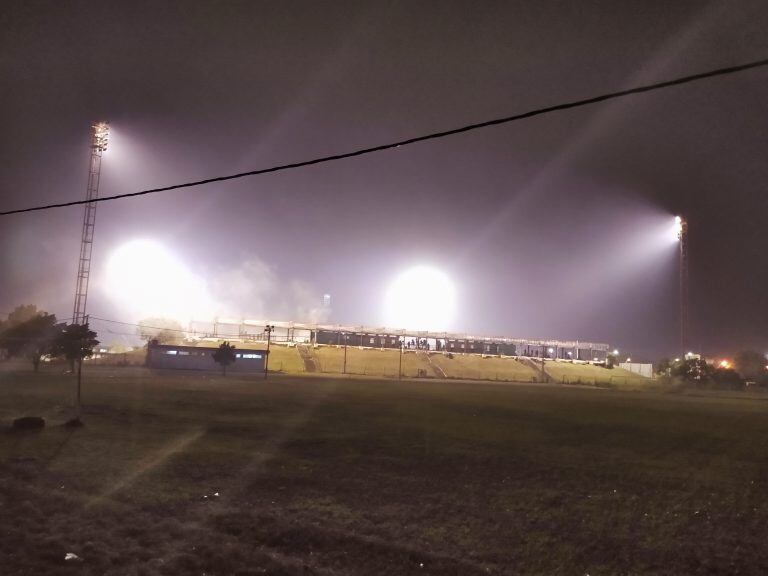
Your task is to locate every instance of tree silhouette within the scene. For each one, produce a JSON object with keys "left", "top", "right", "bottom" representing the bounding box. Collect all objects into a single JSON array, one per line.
[
  {"left": 212, "top": 341, "right": 237, "bottom": 376},
  {"left": 734, "top": 350, "right": 766, "bottom": 382},
  {"left": 55, "top": 323, "right": 100, "bottom": 369},
  {"left": 0, "top": 312, "right": 61, "bottom": 371},
  {"left": 6, "top": 304, "right": 41, "bottom": 327}
]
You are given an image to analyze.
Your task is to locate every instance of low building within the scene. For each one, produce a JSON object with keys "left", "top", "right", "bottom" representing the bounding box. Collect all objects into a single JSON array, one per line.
[
  {"left": 146, "top": 342, "right": 267, "bottom": 372},
  {"left": 618, "top": 362, "right": 653, "bottom": 378}
]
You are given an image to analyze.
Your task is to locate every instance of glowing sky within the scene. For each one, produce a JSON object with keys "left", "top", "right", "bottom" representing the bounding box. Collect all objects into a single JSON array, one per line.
[{"left": 1, "top": 2, "right": 767, "bottom": 358}]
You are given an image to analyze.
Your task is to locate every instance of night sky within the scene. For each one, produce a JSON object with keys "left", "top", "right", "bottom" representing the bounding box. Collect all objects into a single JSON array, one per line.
[{"left": 1, "top": 1, "right": 767, "bottom": 360}]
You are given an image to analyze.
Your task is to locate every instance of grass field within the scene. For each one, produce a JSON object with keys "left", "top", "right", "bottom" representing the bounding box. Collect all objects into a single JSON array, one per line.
[
  {"left": 2, "top": 365, "right": 768, "bottom": 574},
  {"left": 429, "top": 353, "right": 540, "bottom": 382},
  {"left": 543, "top": 360, "right": 649, "bottom": 388},
  {"left": 312, "top": 347, "right": 431, "bottom": 378},
  {"left": 94, "top": 342, "right": 652, "bottom": 388}
]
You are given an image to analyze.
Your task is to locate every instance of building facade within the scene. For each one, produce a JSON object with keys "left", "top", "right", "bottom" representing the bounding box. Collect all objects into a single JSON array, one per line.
[{"left": 146, "top": 342, "right": 267, "bottom": 372}]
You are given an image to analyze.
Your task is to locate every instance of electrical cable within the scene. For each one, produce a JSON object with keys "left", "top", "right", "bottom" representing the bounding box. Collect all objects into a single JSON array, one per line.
[{"left": 1, "top": 57, "right": 766, "bottom": 217}]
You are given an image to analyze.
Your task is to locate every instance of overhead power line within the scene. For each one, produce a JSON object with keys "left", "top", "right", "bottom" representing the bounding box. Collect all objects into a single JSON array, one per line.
[
  {"left": 89, "top": 315, "right": 263, "bottom": 338},
  {"left": 2, "top": 56, "right": 766, "bottom": 217},
  {"left": 90, "top": 316, "right": 199, "bottom": 335}
]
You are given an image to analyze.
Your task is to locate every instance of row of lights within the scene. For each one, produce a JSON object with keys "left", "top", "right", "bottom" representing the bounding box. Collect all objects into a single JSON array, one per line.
[{"left": 93, "top": 122, "right": 110, "bottom": 152}]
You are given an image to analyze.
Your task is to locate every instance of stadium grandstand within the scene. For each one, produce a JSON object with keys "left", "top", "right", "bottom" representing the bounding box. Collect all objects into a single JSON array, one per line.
[{"left": 188, "top": 319, "right": 610, "bottom": 361}]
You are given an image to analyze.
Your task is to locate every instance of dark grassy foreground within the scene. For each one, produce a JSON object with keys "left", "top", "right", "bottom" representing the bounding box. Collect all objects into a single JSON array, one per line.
[{"left": 1, "top": 367, "right": 768, "bottom": 575}]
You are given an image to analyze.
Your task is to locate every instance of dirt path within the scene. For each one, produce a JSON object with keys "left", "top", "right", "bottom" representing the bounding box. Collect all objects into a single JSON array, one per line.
[
  {"left": 296, "top": 345, "right": 317, "bottom": 373},
  {"left": 519, "top": 357, "right": 550, "bottom": 382},
  {"left": 421, "top": 351, "right": 446, "bottom": 378}
]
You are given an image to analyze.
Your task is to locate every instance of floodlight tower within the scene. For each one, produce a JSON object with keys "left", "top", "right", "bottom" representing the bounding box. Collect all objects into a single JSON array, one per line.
[
  {"left": 72, "top": 122, "right": 109, "bottom": 325},
  {"left": 675, "top": 216, "right": 689, "bottom": 355}
]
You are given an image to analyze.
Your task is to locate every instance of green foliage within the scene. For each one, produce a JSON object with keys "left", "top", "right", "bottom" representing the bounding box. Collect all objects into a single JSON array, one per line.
[
  {"left": 670, "top": 357, "right": 713, "bottom": 380},
  {"left": 54, "top": 323, "right": 100, "bottom": 362},
  {"left": 137, "top": 317, "right": 184, "bottom": 344},
  {"left": 669, "top": 356, "right": 747, "bottom": 390},
  {"left": 212, "top": 341, "right": 237, "bottom": 375},
  {"left": 0, "top": 311, "right": 61, "bottom": 371}
]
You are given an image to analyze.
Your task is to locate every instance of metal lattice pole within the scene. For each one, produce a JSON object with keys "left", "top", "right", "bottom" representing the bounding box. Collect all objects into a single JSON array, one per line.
[
  {"left": 678, "top": 217, "right": 689, "bottom": 355},
  {"left": 73, "top": 122, "right": 109, "bottom": 325}
]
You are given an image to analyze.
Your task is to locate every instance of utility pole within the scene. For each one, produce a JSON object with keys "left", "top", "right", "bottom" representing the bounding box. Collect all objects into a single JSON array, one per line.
[
  {"left": 264, "top": 324, "right": 274, "bottom": 379},
  {"left": 342, "top": 333, "right": 348, "bottom": 375}
]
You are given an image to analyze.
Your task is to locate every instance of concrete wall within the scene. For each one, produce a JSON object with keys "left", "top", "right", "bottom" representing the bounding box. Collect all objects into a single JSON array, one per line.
[
  {"left": 619, "top": 362, "right": 653, "bottom": 378},
  {"left": 147, "top": 344, "right": 266, "bottom": 372}
]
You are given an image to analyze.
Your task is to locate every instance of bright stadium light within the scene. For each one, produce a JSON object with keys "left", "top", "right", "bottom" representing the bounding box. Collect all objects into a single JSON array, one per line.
[
  {"left": 103, "top": 239, "right": 214, "bottom": 323},
  {"left": 384, "top": 265, "right": 456, "bottom": 331},
  {"left": 93, "top": 121, "right": 110, "bottom": 152}
]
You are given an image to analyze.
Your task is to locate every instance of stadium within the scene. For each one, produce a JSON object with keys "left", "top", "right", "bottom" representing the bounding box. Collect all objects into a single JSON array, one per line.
[{"left": 187, "top": 318, "right": 611, "bottom": 361}]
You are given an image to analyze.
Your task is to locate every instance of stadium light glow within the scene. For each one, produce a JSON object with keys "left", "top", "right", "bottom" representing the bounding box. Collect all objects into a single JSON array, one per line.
[
  {"left": 102, "top": 239, "right": 214, "bottom": 324},
  {"left": 384, "top": 265, "right": 456, "bottom": 331},
  {"left": 664, "top": 215, "right": 687, "bottom": 243},
  {"left": 93, "top": 121, "right": 110, "bottom": 152}
]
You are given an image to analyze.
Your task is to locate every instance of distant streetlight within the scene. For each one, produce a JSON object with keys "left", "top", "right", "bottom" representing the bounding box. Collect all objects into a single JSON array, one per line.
[
  {"left": 613, "top": 349, "right": 619, "bottom": 355},
  {"left": 264, "top": 324, "right": 275, "bottom": 379}
]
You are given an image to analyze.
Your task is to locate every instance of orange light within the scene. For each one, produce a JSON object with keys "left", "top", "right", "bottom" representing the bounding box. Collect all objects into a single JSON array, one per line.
[{"left": 719, "top": 360, "right": 731, "bottom": 369}]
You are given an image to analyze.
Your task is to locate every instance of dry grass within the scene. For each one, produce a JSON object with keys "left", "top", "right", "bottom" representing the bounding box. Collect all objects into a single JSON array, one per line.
[
  {"left": 3, "top": 366, "right": 768, "bottom": 575},
  {"left": 544, "top": 360, "right": 650, "bottom": 387},
  {"left": 429, "top": 353, "right": 540, "bottom": 382},
  {"left": 312, "top": 346, "right": 432, "bottom": 378}
]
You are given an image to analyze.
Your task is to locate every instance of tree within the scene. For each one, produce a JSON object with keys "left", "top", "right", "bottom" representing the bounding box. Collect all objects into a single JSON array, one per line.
[
  {"left": 670, "top": 357, "right": 714, "bottom": 381},
  {"left": 711, "top": 367, "right": 744, "bottom": 390},
  {"left": 6, "top": 304, "right": 40, "bottom": 327},
  {"left": 0, "top": 312, "right": 61, "bottom": 371},
  {"left": 137, "top": 317, "right": 184, "bottom": 344},
  {"left": 53, "top": 323, "right": 99, "bottom": 423},
  {"left": 655, "top": 357, "right": 672, "bottom": 375},
  {"left": 212, "top": 341, "right": 236, "bottom": 376},
  {"left": 734, "top": 350, "right": 766, "bottom": 382},
  {"left": 54, "top": 323, "right": 100, "bottom": 367}
]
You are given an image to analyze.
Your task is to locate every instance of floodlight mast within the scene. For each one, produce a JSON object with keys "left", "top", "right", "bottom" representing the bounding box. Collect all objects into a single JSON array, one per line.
[
  {"left": 72, "top": 122, "right": 109, "bottom": 325},
  {"left": 676, "top": 216, "right": 689, "bottom": 356}
]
